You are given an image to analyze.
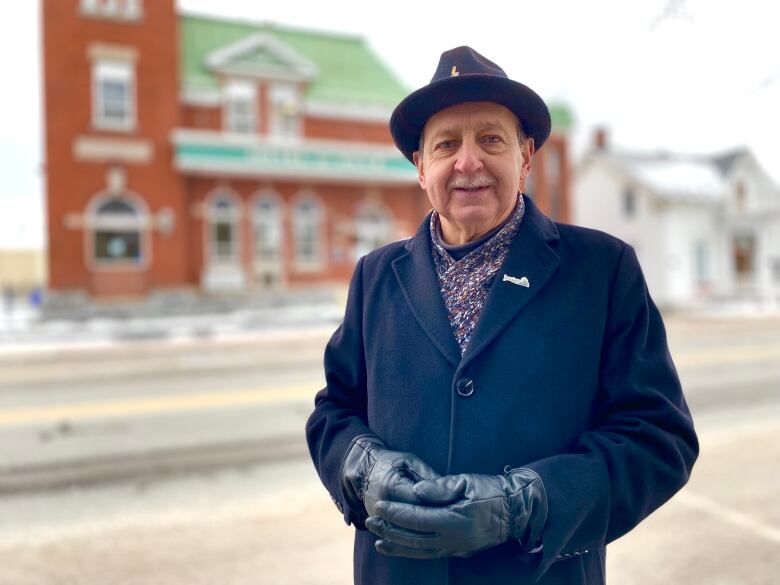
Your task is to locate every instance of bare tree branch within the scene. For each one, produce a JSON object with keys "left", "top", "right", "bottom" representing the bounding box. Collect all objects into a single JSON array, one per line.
[{"left": 650, "top": 0, "right": 693, "bottom": 30}]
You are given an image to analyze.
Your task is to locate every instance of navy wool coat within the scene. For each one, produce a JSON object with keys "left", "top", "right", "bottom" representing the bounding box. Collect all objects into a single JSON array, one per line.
[{"left": 306, "top": 195, "right": 698, "bottom": 585}]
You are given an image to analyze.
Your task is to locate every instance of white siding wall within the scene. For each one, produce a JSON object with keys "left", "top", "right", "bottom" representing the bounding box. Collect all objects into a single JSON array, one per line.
[
  {"left": 758, "top": 217, "right": 780, "bottom": 300},
  {"left": 726, "top": 156, "right": 780, "bottom": 299},
  {"left": 710, "top": 211, "right": 731, "bottom": 297},
  {"left": 575, "top": 150, "right": 780, "bottom": 308},
  {"left": 661, "top": 205, "right": 720, "bottom": 307},
  {"left": 574, "top": 158, "right": 666, "bottom": 303},
  {"left": 574, "top": 159, "right": 625, "bottom": 233}
]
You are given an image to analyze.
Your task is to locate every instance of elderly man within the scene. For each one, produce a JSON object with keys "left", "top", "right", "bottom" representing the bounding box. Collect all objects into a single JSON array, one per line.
[{"left": 305, "top": 46, "right": 698, "bottom": 585}]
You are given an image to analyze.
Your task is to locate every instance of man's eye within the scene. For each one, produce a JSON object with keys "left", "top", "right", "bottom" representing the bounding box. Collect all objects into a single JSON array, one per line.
[
  {"left": 435, "top": 140, "right": 456, "bottom": 150},
  {"left": 483, "top": 135, "right": 502, "bottom": 144}
]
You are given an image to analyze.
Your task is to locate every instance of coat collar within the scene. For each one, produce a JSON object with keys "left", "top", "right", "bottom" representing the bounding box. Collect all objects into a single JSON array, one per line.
[
  {"left": 392, "top": 194, "right": 561, "bottom": 369},
  {"left": 392, "top": 210, "right": 462, "bottom": 367}
]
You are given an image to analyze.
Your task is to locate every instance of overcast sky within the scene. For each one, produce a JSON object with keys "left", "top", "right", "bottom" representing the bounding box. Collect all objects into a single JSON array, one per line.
[{"left": 2, "top": 0, "right": 779, "bottom": 246}]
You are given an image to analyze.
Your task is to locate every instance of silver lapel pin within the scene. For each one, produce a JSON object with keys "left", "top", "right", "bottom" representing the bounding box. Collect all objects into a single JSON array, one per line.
[{"left": 502, "top": 274, "right": 530, "bottom": 288}]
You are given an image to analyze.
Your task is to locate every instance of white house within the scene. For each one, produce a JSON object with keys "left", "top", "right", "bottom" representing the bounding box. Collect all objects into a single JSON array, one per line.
[{"left": 574, "top": 139, "right": 780, "bottom": 309}]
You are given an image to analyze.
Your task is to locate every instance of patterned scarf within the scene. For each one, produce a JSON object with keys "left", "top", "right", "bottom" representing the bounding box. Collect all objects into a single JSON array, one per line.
[{"left": 430, "top": 194, "right": 525, "bottom": 354}]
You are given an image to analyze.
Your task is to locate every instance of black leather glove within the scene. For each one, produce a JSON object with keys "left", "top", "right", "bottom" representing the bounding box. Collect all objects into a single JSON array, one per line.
[
  {"left": 341, "top": 434, "right": 441, "bottom": 524},
  {"left": 366, "top": 467, "right": 547, "bottom": 558}
]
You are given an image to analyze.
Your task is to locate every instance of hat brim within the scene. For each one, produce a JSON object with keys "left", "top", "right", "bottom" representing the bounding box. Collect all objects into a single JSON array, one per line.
[{"left": 390, "top": 74, "right": 551, "bottom": 163}]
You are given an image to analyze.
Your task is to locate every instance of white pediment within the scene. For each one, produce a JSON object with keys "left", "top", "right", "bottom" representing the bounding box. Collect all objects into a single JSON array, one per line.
[{"left": 204, "top": 33, "right": 318, "bottom": 82}]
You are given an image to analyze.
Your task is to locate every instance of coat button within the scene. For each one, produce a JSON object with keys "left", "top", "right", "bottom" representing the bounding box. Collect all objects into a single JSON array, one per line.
[{"left": 456, "top": 378, "right": 475, "bottom": 397}]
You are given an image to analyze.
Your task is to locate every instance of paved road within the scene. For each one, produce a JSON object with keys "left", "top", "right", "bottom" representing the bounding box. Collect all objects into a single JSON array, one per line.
[
  {"left": 0, "top": 313, "right": 778, "bottom": 583},
  {"left": 0, "top": 328, "right": 330, "bottom": 491}
]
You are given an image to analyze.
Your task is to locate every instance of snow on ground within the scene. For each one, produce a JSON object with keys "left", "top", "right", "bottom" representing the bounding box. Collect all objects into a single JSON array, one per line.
[{"left": 0, "top": 301, "right": 344, "bottom": 354}]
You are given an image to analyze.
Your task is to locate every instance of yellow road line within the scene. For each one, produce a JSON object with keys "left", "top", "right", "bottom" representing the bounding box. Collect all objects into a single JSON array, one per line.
[
  {"left": 2, "top": 342, "right": 778, "bottom": 427},
  {"left": 674, "top": 344, "right": 780, "bottom": 367},
  {"left": 0, "top": 385, "right": 318, "bottom": 427}
]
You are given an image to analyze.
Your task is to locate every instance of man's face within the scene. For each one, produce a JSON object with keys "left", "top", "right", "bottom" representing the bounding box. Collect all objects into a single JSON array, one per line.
[{"left": 413, "top": 101, "right": 534, "bottom": 244}]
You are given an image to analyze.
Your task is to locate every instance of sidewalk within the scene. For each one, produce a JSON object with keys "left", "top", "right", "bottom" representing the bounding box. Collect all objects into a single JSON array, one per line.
[
  {"left": 0, "top": 298, "right": 345, "bottom": 354},
  {"left": 0, "top": 414, "right": 777, "bottom": 584},
  {"left": 3, "top": 289, "right": 779, "bottom": 355}
]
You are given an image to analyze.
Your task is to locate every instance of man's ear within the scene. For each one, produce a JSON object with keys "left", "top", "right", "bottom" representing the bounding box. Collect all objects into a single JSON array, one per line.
[
  {"left": 412, "top": 151, "right": 426, "bottom": 190},
  {"left": 519, "top": 138, "right": 535, "bottom": 181}
]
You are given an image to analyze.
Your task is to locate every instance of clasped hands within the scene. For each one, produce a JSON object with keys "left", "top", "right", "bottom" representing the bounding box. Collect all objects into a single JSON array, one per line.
[{"left": 341, "top": 435, "right": 547, "bottom": 559}]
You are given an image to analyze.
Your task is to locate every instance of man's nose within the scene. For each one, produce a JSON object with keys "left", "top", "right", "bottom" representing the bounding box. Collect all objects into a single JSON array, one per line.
[{"left": 453, "top": 140, "right": 484, "bottom": 174}]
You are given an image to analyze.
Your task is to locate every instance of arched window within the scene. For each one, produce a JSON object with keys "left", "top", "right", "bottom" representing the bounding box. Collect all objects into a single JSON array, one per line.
[
  {"left": 93, "top": 197, "right": 143, "bottom": 264},
  {"left": 293, "top": 196, "right": 323, "bottom": 268},
  {"left": 252, "top": 195, "right": 282, "bottom": 264},
  {"left": 355, "top": 203, "right": 392, "bottom": 259},
  {"left": 207, "top": 194, "right": 241, "bottom": 263}
]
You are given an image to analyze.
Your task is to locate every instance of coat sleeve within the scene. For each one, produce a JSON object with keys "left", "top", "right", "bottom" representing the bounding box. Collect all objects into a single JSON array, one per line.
[
  {"left": 305, "top": 256, "right": 374, "bottom": 529},
  {"left": 524, "top": 244, "right": 699, "bottom": 578}
]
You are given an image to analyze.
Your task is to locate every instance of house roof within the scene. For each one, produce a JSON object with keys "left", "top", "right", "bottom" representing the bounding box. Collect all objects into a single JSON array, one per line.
[
  {"left": 711, "top": 146, "right": 749, "bottom": 176},
  {"left": 591, "top": 150, "right": 738, "bottom": 202},
  {"left": 180, "top": 14, "right": 409, "bottom": 108},
  {"left": 622, "top": 154, "right": 726, "bottom": 201}
]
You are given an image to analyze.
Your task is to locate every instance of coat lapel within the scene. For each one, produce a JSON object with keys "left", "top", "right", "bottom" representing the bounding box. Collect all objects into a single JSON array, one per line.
[
  {"left": 460, "top": 195, "right": 561, "bottom": 369},
  {"left": 392, "top": 214, "right": 462, "bottom": 367}
]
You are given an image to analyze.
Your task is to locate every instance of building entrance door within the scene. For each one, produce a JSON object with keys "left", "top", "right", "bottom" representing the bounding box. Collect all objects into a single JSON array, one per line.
[{"left": 733, "top": 233, "right": 756, "bottom": 294}]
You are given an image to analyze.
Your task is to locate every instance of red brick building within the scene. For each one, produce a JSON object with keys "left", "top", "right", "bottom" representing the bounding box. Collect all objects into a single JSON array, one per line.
[{"left": 43, "top": 0, "right": 572, "bottom": 301}]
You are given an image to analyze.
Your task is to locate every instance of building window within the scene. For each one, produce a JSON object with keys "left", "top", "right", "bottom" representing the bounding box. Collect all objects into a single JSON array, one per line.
[
  {"left": 771, "top": 258, "right": 780, "bottom": 283},
  {"left": 208, "top": 195, "right": 241, "bottom": 263},
  {"left": 735, "top": 181, "right": 747, "bottom": 213},
  {"left": 93, "top": 59, "right": 135, "bottom": 130},
  {"left": 545, "top": 145, "right": 562, "bottom": 220},
  {"left": 355, "top": 203, "right": 391, "bottom": 259},
  {"left": 293, "top": 197, "right": 323, "bottom": 269},
  {"left": 92, "top": 198, "right": 143, "bottom": 264},
  {"left": 733, "top": 234, "right": 755, "bottom": 278},
  {"left": 223, "top": 80, "right": 257, "bottom": 134},
  {"left": 694, "top": 241, "right": 711, "bottom": 284},
  {"left": 80, "top": 0, "right": 142, "bottom": 21},
  {"left": 622, "top": 187, "right": 637, "bottom": 218},
  {"left": 252, "top": 195, "right": 282, "bottom": 264},
  {"left": 269, "top": 82, "right": 301, "bottom": 138}
]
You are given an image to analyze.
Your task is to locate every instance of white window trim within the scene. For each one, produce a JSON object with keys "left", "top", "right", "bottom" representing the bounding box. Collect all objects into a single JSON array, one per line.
[
  {"left": 693, "top": 240, "right": 712, "bottom": 285},
  {"left": 203, "top": 188, "right": 244, "bottom": 265},
  {"left": 291, "top": 191, "right": 325, "bottom": 272},
  {"left": 91, "top": 57, "right": 137, "bottom": 132},
  {"left": 268, "top": 82, "right": 302, "bottom": 138},
  {"left": 80, "top": 0, "right": 144, "bottom": 22},
  {"left": 250, "top": 189, "right": 285, "bottom": 269},
  {"left": 85, "top": 191, "right": 151, "bottom": 272},
  {"left": 354, "top": 200, "right": 393, "bottom": 260},
  {"left": 222, "top": 80, "right": 258, "bottom": 134},
  {"left": 204, "top": 33, "right": 318, "bottom": 81}
]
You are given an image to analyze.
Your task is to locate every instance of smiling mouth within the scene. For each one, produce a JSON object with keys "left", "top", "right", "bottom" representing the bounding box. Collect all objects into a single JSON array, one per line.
[{"left": 455, "top": 186, "right": 490, "bottom": 192}]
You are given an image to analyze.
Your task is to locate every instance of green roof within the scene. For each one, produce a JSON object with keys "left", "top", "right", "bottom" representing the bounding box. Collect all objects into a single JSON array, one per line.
[
  {"left": 180, "top": 14, "right": 409, "bottom": 107},
  {"left": 549, "top": 103, "right": 574, "bottom": 132}
]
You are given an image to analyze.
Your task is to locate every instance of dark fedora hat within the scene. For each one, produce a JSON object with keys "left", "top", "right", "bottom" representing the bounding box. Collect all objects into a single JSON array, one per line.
[{"left": 390, "top": 46, "right": 551, "bottom": 163}]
